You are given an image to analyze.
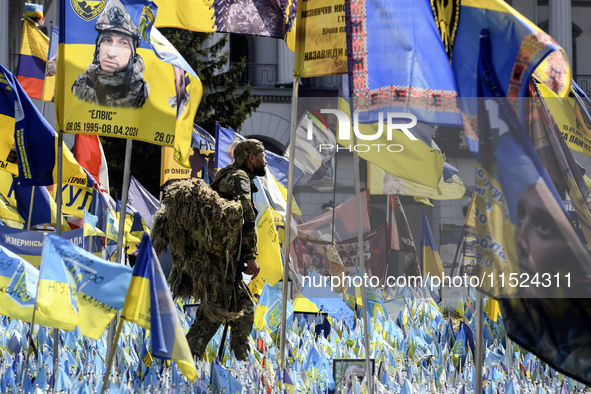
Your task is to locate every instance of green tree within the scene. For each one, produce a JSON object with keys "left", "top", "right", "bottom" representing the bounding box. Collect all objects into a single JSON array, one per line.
[{"left": 103, "top": 31, "right": 261, "bottom": 198}]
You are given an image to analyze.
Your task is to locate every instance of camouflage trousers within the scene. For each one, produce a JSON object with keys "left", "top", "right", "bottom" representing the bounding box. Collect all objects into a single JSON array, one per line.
[{"left": 186, "top": 279, "right": 255, "bottom": 361}]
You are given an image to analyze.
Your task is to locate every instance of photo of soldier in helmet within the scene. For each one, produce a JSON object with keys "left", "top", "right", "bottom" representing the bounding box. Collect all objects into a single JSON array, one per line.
[{"left": 72, "top": 0, "right": 149, "bottom": 108}]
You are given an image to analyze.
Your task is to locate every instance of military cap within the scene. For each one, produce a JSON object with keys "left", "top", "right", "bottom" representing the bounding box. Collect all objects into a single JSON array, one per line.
[{"left": 234, "top": 139, "right": 265, "bottom": 166}]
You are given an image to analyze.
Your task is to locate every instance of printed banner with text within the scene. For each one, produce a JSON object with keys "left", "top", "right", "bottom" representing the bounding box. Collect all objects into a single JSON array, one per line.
[{"left": 294, "top": 0, "right": 347, "bottom": 78}]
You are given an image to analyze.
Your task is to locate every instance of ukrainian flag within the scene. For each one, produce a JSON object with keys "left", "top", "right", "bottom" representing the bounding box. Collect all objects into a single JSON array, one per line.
[
  {"left": 254, "top": 283, "right": 293, "bottom": 333},
  {"left": 35, "top": 234, "right": 132, "bottom": 338},
  {"left": 83, "top": 210, "right": 105, "bottom": 237},
  {"left": 422, "top": 210, "right": 444, "bottom": 280},
  {"left": 0, "top": 245, "right": 66, "bottom": 328},
  {"left": 122, "top": 233, "right": 197, "bottom": 381}
]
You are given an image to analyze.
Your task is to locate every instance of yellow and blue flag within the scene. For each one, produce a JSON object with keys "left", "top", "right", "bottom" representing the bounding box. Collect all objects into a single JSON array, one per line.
[
  {"left": 444, "top": 0, "right": 570, "bottom": 152},
  {"left": 476, "top": 30, "right": 591, "bottom": 386},
  {"left": 0, "top": 171, "right": 70, "bottom": 231},
  {"left": 0, "top": 244, "right": 73, "bottom": 328},
  {"left": 35, "top": 234, "right": 132, "bottom": 338},
  {"left": 83, "top": 210, "right": 105, "bottom": 237},
  {"left": 122, "top": 233, "right": 197, "bottom": 381},
  {"left": 16, "top": 10, "right": 49, "bottom": 100},
  {"left": 344, "top": 0, "right": 461, "bottom": 126},
  {"left": 56, "top": 183, "right": 93, "bottom": 220},
  {"left": 336, "top": 93, "right": 446, "bottom": 190},
  {"left": 160, "top": 124, "right": 216, "bottom": 189},
  {"left": 106, "top": 209, "right": 119, "bottom": 242},
  {"left": 0, "top": 193, "right": 25, "bottom": 228},
  {"left": 0, "top": 64, "right": 93, "bottom": 188},
  {"left": 57, "top": 0, "right": 203, "bottom": 168},
  {"left": 294, "top": 271, "right": 354, "bottom": 328},
  {"left": 421, "top": 210, "right": 444, "bottom": 280},
  {"left": 369, "top": 161, "right": 466, "bottom": 201},
  {"left": 254, "top": 283, "right": 294, "bottom": 334}
]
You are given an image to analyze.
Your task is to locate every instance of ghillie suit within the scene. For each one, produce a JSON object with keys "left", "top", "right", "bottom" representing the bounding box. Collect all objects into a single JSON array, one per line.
[{"left": 151, "top": 178, "right": 244, "bottom": 323}]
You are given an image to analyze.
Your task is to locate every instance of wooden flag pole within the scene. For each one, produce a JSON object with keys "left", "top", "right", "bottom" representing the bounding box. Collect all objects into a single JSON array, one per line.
[{"left": 279, "top": 75, "right": 299, "bottom": 369}]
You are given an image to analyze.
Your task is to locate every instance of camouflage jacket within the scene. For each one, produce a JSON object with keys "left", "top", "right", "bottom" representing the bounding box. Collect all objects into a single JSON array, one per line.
[
  {"left": 71, "top": 56, "right": 148, "bottom": 107},
  {"left": 210, "top": 163, "right": 258, "bottom": 261}
]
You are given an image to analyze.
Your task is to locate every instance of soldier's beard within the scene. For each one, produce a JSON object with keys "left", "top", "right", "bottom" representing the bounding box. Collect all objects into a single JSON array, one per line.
[{"left": 253, "top": 164, "right": 266, "bottom": 177}]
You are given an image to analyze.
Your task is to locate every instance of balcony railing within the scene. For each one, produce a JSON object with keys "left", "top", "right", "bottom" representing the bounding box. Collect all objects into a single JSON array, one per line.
[
  {"left": 575, "top": 75, "right": 591, "bottom": 96},
  {"left": 232, "top": 63, "right": 277, "bottom": 88},
  {"left": 231, "top": 62, "right": 342, "bottom": 89}
]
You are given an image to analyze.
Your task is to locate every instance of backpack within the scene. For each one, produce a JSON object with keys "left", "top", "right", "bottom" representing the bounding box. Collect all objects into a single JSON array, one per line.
[{"left": 151, "top": 178, "right": 244, "bottom": 322}]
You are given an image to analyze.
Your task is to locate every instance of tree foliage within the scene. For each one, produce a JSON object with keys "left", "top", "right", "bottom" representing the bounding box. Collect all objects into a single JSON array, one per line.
[{"left": 103, "top": 31, "right": 261, "bottom": 197}]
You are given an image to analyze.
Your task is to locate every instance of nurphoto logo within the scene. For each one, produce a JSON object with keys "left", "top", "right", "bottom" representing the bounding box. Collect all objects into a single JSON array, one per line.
[{"left": 305, "top": 109, "right": 418, "bottom": 153}]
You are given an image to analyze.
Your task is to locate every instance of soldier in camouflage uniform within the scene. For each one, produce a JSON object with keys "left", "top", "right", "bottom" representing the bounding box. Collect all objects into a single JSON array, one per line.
[
  {"left": 185, "top": 139, "right": 266, "bottom": 361},
  {"left": 72, "top": 0, "right": 148, "bottom": 107}
]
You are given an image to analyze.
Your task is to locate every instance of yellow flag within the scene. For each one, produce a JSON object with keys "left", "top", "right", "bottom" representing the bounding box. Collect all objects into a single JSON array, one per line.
[{"left": 293, "top": 0, "right": 347, "bottom": 77}]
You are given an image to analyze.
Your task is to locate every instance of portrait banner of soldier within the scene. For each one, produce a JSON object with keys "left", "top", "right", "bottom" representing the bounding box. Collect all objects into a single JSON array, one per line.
[{"left": 56, "top": 0, "right": 203, "bottom": 167}]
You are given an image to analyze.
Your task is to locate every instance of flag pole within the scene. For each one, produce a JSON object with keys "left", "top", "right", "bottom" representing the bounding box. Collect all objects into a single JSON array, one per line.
[
  {"left": 26, "top": 186, "right": 35, "bottom": 230},
  {"left": 330, "top": 154, "right": 338, "bottom": 244},
  {"left": 506, "top": 336, "right": 513, "bottom": 371},
  {"left": 279, "top": 75, "right": 299, "bottom": 369},
  {"left": 22, "top": 236, "right": 45, "bottom": 389},
  {"left": 107, "top": 138, "right": 133, "bottom": 361},
  {"left": 52, "top": 131, "right": 65, "bottom": 391},
  {"left": 26, "top": 101, "right": 50, "bottom": 231},
  {"left": 116, "top": 138, "right": 133, "bottom": 264},
  {"left": 449, "top": 224, "right": 466, "bottom": 277},
  {"left": 475, "top": 291, "right": 484, "bottom": 394},
  {"left": 352, "top": 129, "right": 372, "bottom": 394},
  {"left": 101, "top": 317, "right": 124, "bottom": 394}
]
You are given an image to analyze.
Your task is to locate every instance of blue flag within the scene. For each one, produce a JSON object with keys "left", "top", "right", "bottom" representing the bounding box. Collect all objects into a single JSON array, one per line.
[
  {"left": 0, "top": 64, "right": 92, "bottom": 188},
  {"left": 446, "top": 0, "right": 570, "bottom": 152},
  {"left": 128, "top": 175, "right": 160, "bottom": 229},
  {"left": 214, "top": 123, "right": 242, "bottom": 170},
  {"left": 344, "top": 0, "right": 461, "bottom": 126}
]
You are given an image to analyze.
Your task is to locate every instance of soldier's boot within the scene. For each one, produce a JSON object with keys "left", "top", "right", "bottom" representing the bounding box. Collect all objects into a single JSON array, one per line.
[
  {"left": 186, "top": 309, "right": 221, "bottom": 360},
  {"left": 229, "top": 282, "right": 256, "bottom": 361}
]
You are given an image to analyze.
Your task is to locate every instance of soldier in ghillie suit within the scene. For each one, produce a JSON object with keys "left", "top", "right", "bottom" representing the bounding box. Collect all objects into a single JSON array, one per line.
[
  {"left": 72, "top": 0, "right": 148, "bottom": 107},
  {"left": 151, "top": 139, "right": 266, "bottom": 361}
]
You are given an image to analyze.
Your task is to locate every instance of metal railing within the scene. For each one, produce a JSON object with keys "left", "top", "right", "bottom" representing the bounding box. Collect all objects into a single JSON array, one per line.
[
  {"left": 575, "top": 75, "right": 591, "bottom": 96},
  {"left": 232, "top": 62, "right": 278, "bottom": 88},
  {"left": 231, "top": 62, "right": 342, "bottom": 89}
]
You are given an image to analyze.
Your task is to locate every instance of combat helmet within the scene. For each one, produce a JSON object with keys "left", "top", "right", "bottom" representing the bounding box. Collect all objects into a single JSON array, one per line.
[{"left": 93, "top": 0, "right": 141, "bottom": 84}]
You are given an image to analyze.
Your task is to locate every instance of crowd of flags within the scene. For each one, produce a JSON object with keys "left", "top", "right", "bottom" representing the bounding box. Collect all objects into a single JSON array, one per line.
[
  {"left": 3, "top": 0, "right": 591, "bottom": 390},
  {"left": 0, "top": 279, "right": 588, "bottom": 393}
]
